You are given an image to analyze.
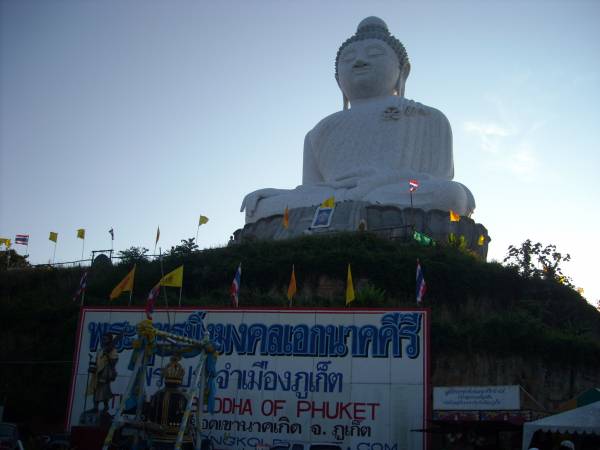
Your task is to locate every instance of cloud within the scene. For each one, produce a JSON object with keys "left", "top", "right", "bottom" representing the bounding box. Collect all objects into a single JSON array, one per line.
[{"left": 464, "top": 121, "right": 514, "bottom": 153}]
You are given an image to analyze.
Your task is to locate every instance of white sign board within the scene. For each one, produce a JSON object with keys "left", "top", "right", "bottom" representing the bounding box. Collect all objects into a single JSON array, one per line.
[
  {"left": 67, "top": 307, "right": 429, "bottom": 450},
  {"left": 433, "top": 385, "right": 520, "bottom": 411}
]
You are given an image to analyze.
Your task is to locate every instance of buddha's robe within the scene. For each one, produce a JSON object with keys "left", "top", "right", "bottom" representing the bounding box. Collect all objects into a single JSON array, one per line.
[{"left": 242, "top": 96, "right": 475, "bottom": 223}]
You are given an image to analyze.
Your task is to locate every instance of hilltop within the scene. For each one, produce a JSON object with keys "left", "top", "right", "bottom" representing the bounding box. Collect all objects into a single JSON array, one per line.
[{"left": 1, "top": 232, "right": 599, "bottom": 429}]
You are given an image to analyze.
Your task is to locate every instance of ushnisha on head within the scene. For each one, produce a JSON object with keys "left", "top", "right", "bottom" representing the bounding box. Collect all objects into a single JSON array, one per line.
[{"left": 335, "top": 17, "right": 411, "bottom": 108}]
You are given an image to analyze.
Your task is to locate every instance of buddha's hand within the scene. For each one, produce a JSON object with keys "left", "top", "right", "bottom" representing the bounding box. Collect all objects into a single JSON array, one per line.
[
  {"left": 241, "top": 188, "right": 288, "bottom": 216},
  {"left": 323, "top": 167, "right": 381, "bottom": 189}
]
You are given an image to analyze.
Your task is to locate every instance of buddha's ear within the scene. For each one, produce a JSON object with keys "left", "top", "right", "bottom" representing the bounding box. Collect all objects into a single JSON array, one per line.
[
  {"left": 396, "top": 62, "right": 411, "bottom": 97},
  {"left": 336, "top": 75, "right": 349, "bottom": 110}
]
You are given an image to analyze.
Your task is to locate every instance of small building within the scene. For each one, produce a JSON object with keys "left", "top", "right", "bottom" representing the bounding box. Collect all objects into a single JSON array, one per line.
[{"left": 429, "top": 385, "right": 547, "bottom": 450}]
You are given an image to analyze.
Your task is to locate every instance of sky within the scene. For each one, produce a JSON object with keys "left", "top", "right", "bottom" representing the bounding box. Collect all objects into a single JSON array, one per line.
[{"left": 1, "top": 0, "right": 599, "bottom": 304}]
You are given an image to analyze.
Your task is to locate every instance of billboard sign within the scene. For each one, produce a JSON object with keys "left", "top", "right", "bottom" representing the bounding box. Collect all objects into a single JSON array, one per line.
[{"left": 67, "top": 308, "right": 429, "bottom": 450}]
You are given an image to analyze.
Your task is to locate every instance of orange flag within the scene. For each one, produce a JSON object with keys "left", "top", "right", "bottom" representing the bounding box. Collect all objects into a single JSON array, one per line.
[
  {"left": 283, "top": 206, "right": 289, "bottom": 229},
  {"left": 110, "top": 265, "right": 136, "bottom": 300},
  {"left": 449, "top": 210, "right": 461, "bottom": 222},
  {"left": 287, "top": 265, "right": 297, "bottom": 306}
]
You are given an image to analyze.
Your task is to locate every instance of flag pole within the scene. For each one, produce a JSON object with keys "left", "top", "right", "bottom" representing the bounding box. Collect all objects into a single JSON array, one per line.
[
  {"left": 410, "top": 189, "right": 415, "bottom": 233},
  {"left": 128, "top": 289, "right": 133, "bottom": 307},
  {"left": 81, "top": 237, "right": 85, "bottom": 264},
  {"left": 178, "top": 286, "right": 182, "bottom": 307},
  {"left": 195, "top": 224, "right": 200, "bottom": 245},
  {"left": 52, "top": 241, "right": 57, "bottom": 265},
  {"left": 158, "top": 247, "right": 171, "bottom": 324}
]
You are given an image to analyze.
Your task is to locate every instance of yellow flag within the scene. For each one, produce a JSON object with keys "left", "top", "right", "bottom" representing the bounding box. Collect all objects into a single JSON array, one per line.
[
  {"left": 49, "top": 232, "right": 58, "bottom": 243},
  {"left": 449, "top": 210, "right": 460, "bottom": 222},
  {"left": 199, "top": 215, "right": 209, "bottom": 226},
  {"left": 110, "top": 265, "right": 136, "bottom": 300},
  {"left": 477, "top": 234, "right": 485, "bottom": 246},
  {"left": 77, "top": 228, "right": 85, "bottom": 239},
  {"left": 321, "top": 196, "right": 335, "bottom": 208},
  {"left": 0, "top": 238, "right": 10, "bottom": 248},
  {"left": 287, "top": 265, "right": 297, "bottom": 303},
  {"left": 283, "top": 206, "right": 289, "bottom": 229},
  {"left": 160, "top": 265, "right": 184, "bottom": 287},
  {"left": 345, "top": 263, "right": 355, "bottom": 305}
]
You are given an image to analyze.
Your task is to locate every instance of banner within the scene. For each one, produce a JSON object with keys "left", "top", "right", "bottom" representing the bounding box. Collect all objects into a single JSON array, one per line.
[{"left": 67, "top": 308, "right": 429, "bottom": 450}]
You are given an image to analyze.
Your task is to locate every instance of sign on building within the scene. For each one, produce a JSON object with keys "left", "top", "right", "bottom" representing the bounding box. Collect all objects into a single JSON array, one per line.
[{"left": 433, "top": 385, "right": 521, "bottom": 411}]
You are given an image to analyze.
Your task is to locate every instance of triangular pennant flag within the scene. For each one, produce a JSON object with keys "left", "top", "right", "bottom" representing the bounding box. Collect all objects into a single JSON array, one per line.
[
  {"left": 283, "top": 206, "right": 289, "bottom": 229},
  {"left": 110, "top": 265, "right": 136, "bottom": 300},
  {"left": 287, "top": 265, "right": 297, "bottom": 305},
  {"left": 199, "top": 215, "right": 209, "bottom": 226},
  {"left": 345, "top": 263, "right": 355, "bottom": 306},
  {"left": 477, "top": 234, "right": 485, "bottom": 246}
]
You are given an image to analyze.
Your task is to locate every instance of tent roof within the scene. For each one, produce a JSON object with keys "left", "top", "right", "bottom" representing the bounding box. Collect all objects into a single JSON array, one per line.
[{"left": 522, "top": 401, "right": 600, "bottom": 450}]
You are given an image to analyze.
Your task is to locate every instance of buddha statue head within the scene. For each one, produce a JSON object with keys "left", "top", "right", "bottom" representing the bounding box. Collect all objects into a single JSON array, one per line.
[{"left": 335, "top": 17, "right": 410, "bottom": 108}]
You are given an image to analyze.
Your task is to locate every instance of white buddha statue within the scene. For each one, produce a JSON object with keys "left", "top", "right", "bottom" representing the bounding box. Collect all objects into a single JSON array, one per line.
[{"left": 241, "top": 16, "right": 475, "bottom": 223}]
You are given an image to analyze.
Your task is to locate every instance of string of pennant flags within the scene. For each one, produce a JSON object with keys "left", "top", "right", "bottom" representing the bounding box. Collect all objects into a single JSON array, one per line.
[
  {"left": 0, "top": 214, "right": 211, "bottom": 263},
  {"left": 72, "top": 256, "right": 429, "bottom": 315}
]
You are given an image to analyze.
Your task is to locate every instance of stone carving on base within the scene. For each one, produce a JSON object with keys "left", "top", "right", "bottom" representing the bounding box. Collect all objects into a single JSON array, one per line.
[{"left": 241, "top": 16, "right": 476, "bottom": 225}]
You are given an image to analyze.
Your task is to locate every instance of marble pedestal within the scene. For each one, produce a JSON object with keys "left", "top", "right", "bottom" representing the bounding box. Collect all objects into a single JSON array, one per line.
[{"left": 234, "top": 201, "right": 490, "bottom": 259}]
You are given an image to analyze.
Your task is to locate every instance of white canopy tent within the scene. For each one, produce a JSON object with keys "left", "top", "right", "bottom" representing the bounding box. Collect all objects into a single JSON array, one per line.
[{"left": 522, "top": 401, "right": 600, "bottom": 450}]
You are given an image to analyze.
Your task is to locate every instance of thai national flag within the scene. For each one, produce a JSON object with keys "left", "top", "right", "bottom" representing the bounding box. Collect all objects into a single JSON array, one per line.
[
  {"left": 409, "top": 179, "right": 419, "bottom": 192},
  {"left": 73, "top": 271, "right": 88, "bottom": 302},
  {"left": 145, "top": 284, "right": 160, "bottom": 320},
  {"left": 416, "top": 259, "right": 426, "bottom": 303},
  {"left": 230, "top": 264, "right": 242, "bottom": 308},
  {"left": 15, "top": 234, "right": 29, "bottom": 245}
]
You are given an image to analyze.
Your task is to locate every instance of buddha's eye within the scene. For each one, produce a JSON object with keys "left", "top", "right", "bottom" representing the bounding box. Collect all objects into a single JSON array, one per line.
[
  {"left": 341, "top": 50, "right": 356, "bottom": 62},
  {"left": 366, "top": 45, "right": 384, "bottom": 57}
]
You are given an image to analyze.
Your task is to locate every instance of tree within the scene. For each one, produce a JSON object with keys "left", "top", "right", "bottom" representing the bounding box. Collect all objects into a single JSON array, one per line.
[
  {"left": 503, "top": 239, "right": 572, "bottom": 286},
  {"left": 117, "top": 246, "right": 150, "bottom": 265},
  {"left": 0, "top": 250, "right": 30, "bottom": 270},
  {"left": 167, "top": 238, "right": 199, "bottom": 258}
]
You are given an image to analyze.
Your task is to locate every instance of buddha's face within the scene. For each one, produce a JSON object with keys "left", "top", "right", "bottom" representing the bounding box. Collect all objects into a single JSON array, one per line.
[{"left": 337, "top": 38, "right": 401, "bottom": 101}]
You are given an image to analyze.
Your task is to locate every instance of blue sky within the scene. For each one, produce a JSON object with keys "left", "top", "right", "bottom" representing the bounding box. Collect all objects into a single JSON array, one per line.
[{"left": 1, "top": 0, "right": 599, "bottom": 304}]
